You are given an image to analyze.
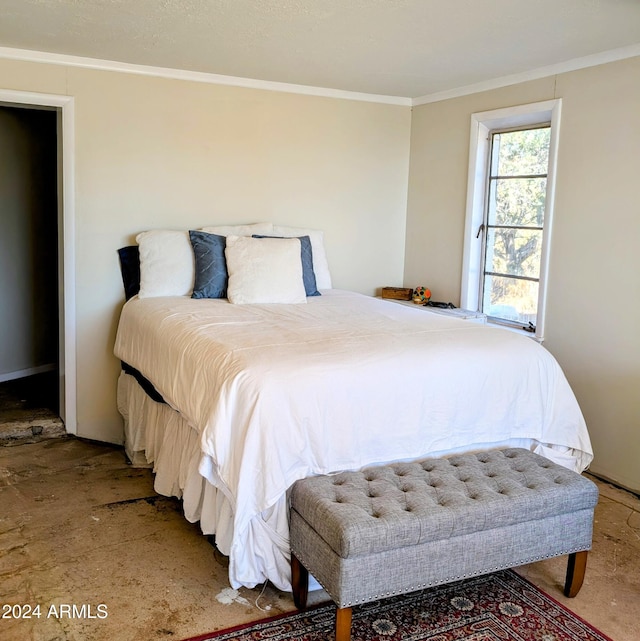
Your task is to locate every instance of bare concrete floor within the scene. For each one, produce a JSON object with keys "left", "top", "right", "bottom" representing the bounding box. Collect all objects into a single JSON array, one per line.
[
  {"left": 0, "top": 436, "right": 638, "bottom": 641},
  {"left": 0, "top": 374, "right": 65, "bottom": 444}
]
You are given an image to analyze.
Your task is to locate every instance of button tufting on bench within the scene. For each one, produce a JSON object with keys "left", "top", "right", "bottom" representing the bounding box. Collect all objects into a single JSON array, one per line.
[
  {"left": 291, "top": 448, "right": 597, "bottom": 563},
  {"left": 290, "top": 448, "right": 598, "bottom": 641}
]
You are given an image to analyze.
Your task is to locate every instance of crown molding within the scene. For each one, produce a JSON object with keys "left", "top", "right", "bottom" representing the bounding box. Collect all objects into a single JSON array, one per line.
[
  {"left": 0, "top": 46, "right": 411, "bottom": 106},
  {"left": 412, "top": 43, "right": 640, "bottom": 106},
  {"left": 1, "top": 41, "right": 637, "bottom": 108}
]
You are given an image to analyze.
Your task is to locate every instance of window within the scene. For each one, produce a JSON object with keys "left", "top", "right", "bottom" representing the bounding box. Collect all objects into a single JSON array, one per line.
[
  {"left": 482, "top": 126, "right": 550, "bottom": 329},
  {"left": 461, "top": 100, "right": 561, "bottom": 342}
]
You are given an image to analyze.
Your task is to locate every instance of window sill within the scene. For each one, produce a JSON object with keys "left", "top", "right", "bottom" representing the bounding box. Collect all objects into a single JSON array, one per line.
[{"left": 488, "top": 320, "right": 544, "bottom": 343}]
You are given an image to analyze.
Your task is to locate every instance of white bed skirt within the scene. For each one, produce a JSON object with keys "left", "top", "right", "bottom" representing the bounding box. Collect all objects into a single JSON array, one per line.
[
  {"left": 117, "top": 369, "right": 584, "bottom": 591},
  {"left": 117, "top": 371, "right": 293, "bottom": 590}
]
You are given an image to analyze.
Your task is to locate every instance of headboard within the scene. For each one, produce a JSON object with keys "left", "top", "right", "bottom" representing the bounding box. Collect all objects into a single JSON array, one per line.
[{"left": 117, "top": 246, "right": 140, "bottom": 301}]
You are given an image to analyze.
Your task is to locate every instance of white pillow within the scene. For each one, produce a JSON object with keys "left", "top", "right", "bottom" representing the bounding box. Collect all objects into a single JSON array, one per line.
[
  {"left": 136, "top": 230, "right": 194, "bottom": 298},
  {"left": 272, "top": 225, "right": 332, "bottom": 289},
  {"left": 225, "top": 236, "right": 307, "bottom": 305},
  {"left": 200, "top": 222, "right": 274, "bottom": 237}
]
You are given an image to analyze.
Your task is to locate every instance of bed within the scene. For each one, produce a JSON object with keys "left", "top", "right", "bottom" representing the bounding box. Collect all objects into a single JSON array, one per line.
[{"left": 113, "top": 223, "right": 593, "bottom": 592}]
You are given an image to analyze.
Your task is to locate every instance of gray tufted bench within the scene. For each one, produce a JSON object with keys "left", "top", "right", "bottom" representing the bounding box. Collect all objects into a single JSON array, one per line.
[{"left": 289, "top": 448, "right": 598, "bottom": 641}]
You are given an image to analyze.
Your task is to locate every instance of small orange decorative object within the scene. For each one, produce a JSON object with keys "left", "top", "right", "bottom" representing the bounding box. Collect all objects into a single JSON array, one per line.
[{"left": 412, "top": 286, "right": 431, "bottom": 304}]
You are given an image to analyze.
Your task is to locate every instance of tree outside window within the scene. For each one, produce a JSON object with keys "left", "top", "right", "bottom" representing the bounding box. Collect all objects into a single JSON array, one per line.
[{"left": 481, "top": 127, "right": 551, "bottom": 329}]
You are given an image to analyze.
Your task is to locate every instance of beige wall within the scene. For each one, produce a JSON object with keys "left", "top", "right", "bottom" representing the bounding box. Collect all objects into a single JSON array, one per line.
[
  {"left": 0, "top": 58, "right": 411, "bottom": 443},
  {"left": 1, "top": 53, "right": 637, "bottom": 491},
  {"left": 405, "top": 56, "right": 640, "bottom": 491}
]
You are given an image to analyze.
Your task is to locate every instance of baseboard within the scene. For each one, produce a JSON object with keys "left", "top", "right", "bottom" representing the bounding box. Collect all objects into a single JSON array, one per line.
[{"left": 0, "top": 363, "right": 57, "bottom": 383}]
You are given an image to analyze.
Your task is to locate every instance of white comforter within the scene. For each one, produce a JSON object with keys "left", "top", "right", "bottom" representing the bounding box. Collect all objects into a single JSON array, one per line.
[{"left": 114, "top": 290, "right": 592, "bottom": 588}]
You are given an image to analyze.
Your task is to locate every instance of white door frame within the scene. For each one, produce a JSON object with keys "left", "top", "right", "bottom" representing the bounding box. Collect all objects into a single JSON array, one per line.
[{"left": 0, "top": 89, "right": 76, "bottom": 433}]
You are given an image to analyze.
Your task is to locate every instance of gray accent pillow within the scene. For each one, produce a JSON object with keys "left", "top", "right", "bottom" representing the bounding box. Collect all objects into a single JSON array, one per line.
[
  {"left": 189, "top": 230, "right": 228, "bottom": 299},
  {"left": 252, "top": 234, "right": 320, "bottom": 296}
]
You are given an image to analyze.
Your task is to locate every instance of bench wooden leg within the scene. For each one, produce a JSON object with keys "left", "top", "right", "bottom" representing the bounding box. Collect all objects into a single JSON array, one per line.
[
  {"left": 564, "top": 550, "right": 588, "bottom": 597},
  {"left": 336, "top": 606, "right": 352, "bottom": 641},
  {"left": 291, "top": 553, "right": 309, "bottom": 609}
]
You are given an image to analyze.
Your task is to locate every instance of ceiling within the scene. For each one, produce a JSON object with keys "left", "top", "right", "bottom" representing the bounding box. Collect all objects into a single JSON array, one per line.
[{"left": 1, "top": 0, "right": 639, "bottom": 100}]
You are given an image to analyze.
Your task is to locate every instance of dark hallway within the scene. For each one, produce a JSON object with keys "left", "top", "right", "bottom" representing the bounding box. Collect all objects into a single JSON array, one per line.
[{"left": 0, "top": 105, "right": 61, "bottom": 442}]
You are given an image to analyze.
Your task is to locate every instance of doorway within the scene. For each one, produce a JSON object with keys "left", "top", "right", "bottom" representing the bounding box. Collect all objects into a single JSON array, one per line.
[
  {"left": 0, "top": 89, "right": 76, "bottom": 436},
  {"left": 0, "top": 105, "right": 62, "bottom": 439}
]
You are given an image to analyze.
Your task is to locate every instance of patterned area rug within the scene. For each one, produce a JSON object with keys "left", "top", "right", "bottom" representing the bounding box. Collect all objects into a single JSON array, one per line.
[{"left": 182, "top": 569, "right": 611, "bottom": 641}]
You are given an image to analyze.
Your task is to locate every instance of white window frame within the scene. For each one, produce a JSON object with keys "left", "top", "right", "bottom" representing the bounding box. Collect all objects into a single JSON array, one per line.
[{"left": 461, "top": 99, "right": 562, "bottom": 342}]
